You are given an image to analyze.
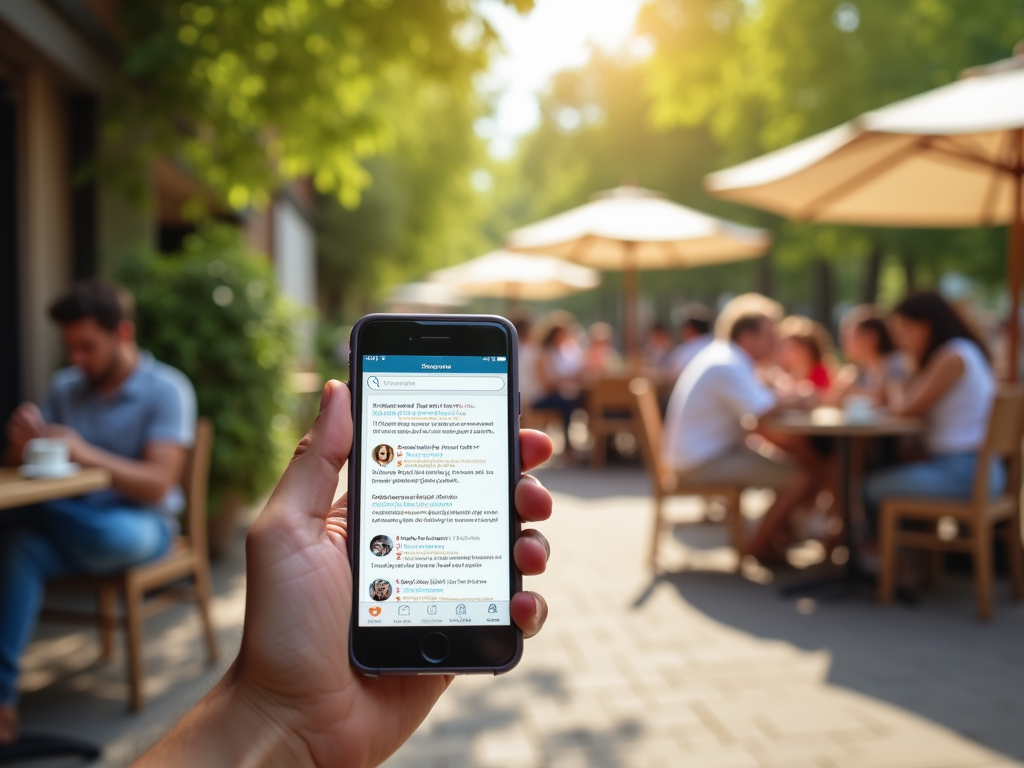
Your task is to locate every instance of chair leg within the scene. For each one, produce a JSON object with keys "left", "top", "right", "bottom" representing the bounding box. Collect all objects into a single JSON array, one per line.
[
  {"left": 650, "top": 496, "right": 665, "bottom": 571},
  {"left": 193, "top": 559, "right": 219, "bottom": 663},
  {"left": 725, "top": 489, "right": 745, "bottom": 571},
  {"left": 923, "top": 550, "right": 943, "bottom": 591},
  {"left": 973, "top": 523, "right": 993, "bottom": 622},
  {"left": 1006, "top": 512, "right": 1024, "bottom": 601},
  {"left": 97, "top": 584, "right": 118, "bottom": 661},
  {"left": 877, "top": 504, "right": 898, "bottom": 605},
  {"left": 123, "top": 576, "right": 146, "bottom": 711},
  {"left": 591, "top": 426, "right": 606, "bottom": 467}
]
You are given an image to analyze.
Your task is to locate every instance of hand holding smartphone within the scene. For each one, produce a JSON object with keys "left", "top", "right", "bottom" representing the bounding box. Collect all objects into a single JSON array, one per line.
[{"left": 348, "top": 314, "right": 526, "bottom": 674}]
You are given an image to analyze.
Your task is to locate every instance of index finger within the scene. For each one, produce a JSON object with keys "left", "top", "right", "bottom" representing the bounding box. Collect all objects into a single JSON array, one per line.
[{"left": 520, "top": 429, "right": 553, "bottom": 473}]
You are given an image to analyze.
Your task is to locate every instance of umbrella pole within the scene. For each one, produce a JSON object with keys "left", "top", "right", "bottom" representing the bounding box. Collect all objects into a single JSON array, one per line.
[
  {"left": 1009, "top": 129, "right": 1024, "bottom": 382},
  {"left": 623, "top": 242, "right": 640, "bottom": 368}
]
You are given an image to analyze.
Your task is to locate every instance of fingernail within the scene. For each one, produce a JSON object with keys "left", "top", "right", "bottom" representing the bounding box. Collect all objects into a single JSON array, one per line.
[
  {"left": 319, "top": 381, "right": 333, "bottom": 413},
  {"left": 534, "top": 595, "right": 544, "bottom": 622}
]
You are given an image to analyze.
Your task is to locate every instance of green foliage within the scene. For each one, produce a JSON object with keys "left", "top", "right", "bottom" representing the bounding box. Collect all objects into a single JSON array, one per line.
[
  {"left": 637, "top": 0, "right": 1024, "bottom": 292},
  {"left": 109, "top": 0, "right": 528, "bottom": 210},
  {"left": 118, "top": 226, "right": 297, "bottom": 510},
  {"left": 316, "top": 70, "right": 492, "bottom": 317}
]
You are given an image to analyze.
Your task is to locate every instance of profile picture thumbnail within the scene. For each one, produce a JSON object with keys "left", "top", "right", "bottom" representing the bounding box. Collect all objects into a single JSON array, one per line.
[
  {"left": 372, "top": 444, "right": 395, "bottom": 467},
  {"left": 370, "top": 535, "right": 393, "bottom": 557},
  {"left": 369, "top": 578, "right": 392, "bottom": 601}
]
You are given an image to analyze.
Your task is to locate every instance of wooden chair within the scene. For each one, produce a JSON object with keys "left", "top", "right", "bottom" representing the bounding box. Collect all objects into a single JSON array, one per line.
[
  {"left": 520, "top": 402, "right": 565, "bottom": 434},
  {"left": 630, "top": 378, "right": 746, "bottom": 571},
  {"left": 588, "top": 374, "right": 639, "bottom": 466},
  {"left": 46, "top": 418, "right": 219, "bottom": 709},
  {"left": 877, "top": 387, "right": 1024, "bottom": 621}
]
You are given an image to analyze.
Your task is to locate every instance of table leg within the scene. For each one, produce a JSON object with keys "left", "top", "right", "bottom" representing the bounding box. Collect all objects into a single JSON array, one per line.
[{"left": 781, "top": 436, "right": 862, "bottom": 598}]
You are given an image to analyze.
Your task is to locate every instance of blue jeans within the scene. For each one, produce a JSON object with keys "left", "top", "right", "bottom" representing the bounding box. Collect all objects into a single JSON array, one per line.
[
  {"left": 0, "top": 498, "right": 172, "bottom": 704},
  {"left": 863, "top": 453, "right": 1005, "bottom": 535}
]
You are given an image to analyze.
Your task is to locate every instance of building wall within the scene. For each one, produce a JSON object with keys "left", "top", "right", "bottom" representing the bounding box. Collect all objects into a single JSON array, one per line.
[{"left": 20, "top": 68, "right": 72, "bottom": 401}]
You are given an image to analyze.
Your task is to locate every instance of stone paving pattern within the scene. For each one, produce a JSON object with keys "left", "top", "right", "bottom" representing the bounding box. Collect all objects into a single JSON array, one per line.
[{"left": 13, "top": 466, "right": 1024, "bottom": 767}]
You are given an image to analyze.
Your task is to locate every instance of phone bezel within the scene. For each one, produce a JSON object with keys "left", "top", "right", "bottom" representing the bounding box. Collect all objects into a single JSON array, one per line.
[{"left": 347, "top": 314, "right": 523, "bottom": 675}]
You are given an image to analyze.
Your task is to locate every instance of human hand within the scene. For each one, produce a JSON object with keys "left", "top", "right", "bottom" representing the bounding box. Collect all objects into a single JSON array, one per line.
[
  {"left": 6, "top": 403, "right": 47, "bottom": 458},
  {"left": 147, "top": 380, "right": 553, "bottom": 768},
  {"left": 43, "top": 424, "right": 88, "bottom": 463}
]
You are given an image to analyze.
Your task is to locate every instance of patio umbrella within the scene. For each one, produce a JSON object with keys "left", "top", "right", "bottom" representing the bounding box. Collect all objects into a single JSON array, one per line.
[
  {"left": 504, "top": 185, "right": 771, "bottom": 360},
  {"left": 705, "top": 53, "right": 1024, "bottom": 377},
  {"left": 427, "top": 249, "right": 600, "bottom": 304}
]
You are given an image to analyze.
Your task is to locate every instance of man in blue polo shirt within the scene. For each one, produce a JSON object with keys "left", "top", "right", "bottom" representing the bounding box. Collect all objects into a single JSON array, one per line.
[{"left": 0, "top": 280, "right": 196, "bottom": 744}]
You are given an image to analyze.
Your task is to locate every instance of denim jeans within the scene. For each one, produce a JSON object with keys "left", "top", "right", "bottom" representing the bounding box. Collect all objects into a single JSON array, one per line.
[
  {"left": 0, "top": 498, "right": 172, "bottom": 704},
  {"left": 863, "top": 453, "right": 1006, "bottom": 535}
]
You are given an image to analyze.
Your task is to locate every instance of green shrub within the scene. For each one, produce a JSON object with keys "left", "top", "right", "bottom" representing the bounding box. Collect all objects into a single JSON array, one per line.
[{"left": 118, "top": 225, "right": 298, "bottom": 511}]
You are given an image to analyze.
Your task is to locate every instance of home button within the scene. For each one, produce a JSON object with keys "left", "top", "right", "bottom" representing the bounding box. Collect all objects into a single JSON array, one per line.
[{"left": 420, "top": 632, "right": 451, "bottom": 664}]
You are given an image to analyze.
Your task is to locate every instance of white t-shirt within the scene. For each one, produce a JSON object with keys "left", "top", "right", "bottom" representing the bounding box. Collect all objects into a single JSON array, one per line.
[
  {"left": 664, "top": 341, "right": 776, "bottom": 472},
  {"left": 926, "top": 338, "right": 995, "bottom": 454},
  {"left": 666, "top": 335, "right": 713, "bottom": 379}
]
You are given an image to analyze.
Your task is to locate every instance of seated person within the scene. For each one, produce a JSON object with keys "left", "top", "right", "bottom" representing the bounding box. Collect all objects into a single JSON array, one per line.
[
  {"left": 666, "top": 304, "right": 714, "bottom": 379},
  {"left": 864, "top": 292, "right": 1002, "bottom": 534},
  {"left": 583, "top": 322, "right": 622, "bottom": 374},
  {"left": 531, "top": 315, "right": 584, "bottom": 447},
  {"left": 643, "top": 322, "right": 675, "bottom": 370},
  {"left": 831, "top": 305, "right": 908, "bottom": 405},
  {"left": 775, "top": 315, "right": 835, "bottom": 394},
  {"left": 664, "top": 297, "right": 816, "bottom": 563},
  {"left": 0, "top": 280, "right": 195, "bottom": 744}
]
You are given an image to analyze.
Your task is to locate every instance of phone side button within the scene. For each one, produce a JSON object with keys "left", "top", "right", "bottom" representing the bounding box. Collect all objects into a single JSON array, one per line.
[{"left": 420, "top": 632, "right": 451, "bottom": 664}]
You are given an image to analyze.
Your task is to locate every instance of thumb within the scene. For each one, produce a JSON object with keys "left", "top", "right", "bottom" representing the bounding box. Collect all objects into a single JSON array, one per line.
[{"left": 265, "top": 379, "right": 352, "bottom": 530}]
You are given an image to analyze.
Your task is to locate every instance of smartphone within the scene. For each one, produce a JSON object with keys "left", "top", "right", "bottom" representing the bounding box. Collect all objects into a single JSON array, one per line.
[{"left": 347, "top": 314, "right": 522, "bottom": 675}]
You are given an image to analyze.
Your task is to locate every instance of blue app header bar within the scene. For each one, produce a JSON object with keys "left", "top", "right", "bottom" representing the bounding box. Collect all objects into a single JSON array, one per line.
[{"left": 362, "top": 355, "right": 508, "bottom": 374}]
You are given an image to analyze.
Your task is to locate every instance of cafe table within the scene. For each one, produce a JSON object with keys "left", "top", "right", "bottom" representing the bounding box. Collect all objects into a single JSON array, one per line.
[
  {"left": 0, "top": 466, "right": 111, "bottom": 510},
  {"left": 0, "top": 465, "right": 110, "bottom": 765},
  {"left": 760, "top": 408, "right": 923, "bottom": 597}
]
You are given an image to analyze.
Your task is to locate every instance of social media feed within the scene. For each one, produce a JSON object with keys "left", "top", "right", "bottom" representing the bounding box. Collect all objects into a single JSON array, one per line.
[{"left": 358, "top": 356, "right": 511, "bottom": 627}]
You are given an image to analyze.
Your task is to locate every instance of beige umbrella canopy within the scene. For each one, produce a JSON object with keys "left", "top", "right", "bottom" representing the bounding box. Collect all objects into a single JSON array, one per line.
[
  {"left": 505, "top": 185, "right": 771, "bottom": 358},
  {"left": 428, "top": 250, "right": 600, "bottom": 303},
  {"left": 705, "top": 54, "right": 1024, "bottom": 375}
]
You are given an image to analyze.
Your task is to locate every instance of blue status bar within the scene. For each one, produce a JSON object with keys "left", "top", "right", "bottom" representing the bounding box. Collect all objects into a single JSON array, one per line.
[{"left": 362, "top": 355, "right": 508, "bottom": 374}]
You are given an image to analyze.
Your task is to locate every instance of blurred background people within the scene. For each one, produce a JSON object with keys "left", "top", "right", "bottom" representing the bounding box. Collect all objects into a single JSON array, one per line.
[
  {"left": 664, "top": 295, "right": 819, "bottom": 564},
  {"left": 584, "top": 321, "right": 623, "bottom": 374},
  {"left": 667, "top": 304, "right": 714, "bottom": 379},
  {"left": 643, "top": 322, "right": 675, "bottom": 371},
  {"left": 831, "top": 305, "right": 909, "bottom": 406},
  {"left": 775, "top": 315, "right": 835, "bottom": 395},
  {"left": 863, "top": 292, "right": 1002, "bottom": 536},
  {"left": 531, "top": 312, "right": 585, "bottom": 448}
]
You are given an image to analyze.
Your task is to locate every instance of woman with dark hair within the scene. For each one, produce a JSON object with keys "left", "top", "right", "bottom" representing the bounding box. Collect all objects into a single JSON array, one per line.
[
  {"left": 863, "top": 292, "right": 1002, "bottom": 528},
  {"left": 831, "top": 305, "right": 908, "bottom": 405}
]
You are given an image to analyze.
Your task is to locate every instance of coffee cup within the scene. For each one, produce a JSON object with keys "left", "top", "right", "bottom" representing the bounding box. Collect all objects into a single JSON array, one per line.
[
  {"left": 843, "top": 394, "right": 876, "bottom": 423},
  {"left": 23, "top": 438, "right": 70, "bottom": 469}
]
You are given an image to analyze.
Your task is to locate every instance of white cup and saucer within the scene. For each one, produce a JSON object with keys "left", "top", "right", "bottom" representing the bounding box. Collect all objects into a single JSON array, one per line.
[
  {"left": 842, "top": 394, "right": 877, "bottom": 424},
  {"left": 19, "top": 438, "right": 80, "bottom": 479}
]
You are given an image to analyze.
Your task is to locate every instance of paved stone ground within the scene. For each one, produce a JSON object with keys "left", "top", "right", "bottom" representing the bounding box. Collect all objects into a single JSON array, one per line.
[{"left": 11, "top": 465, "right": 1024, "bottom": 767}]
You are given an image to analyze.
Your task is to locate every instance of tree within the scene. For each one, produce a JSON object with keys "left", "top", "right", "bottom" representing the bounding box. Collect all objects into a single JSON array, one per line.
[
  {"left": 111, "top": 0, "right": 531, "bottom": 210},
  {"left": 638, "top": 0, "right": 1024, "bottom": 309}
]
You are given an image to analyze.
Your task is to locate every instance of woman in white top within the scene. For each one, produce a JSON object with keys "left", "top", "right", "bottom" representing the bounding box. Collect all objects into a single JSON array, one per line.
[{"left": 864, "top": 292, "right": 1004, "bottom": 527}]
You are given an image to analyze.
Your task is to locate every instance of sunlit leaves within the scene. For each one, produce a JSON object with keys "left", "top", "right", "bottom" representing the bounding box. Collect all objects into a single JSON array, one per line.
[{"left": 111, "top": 0, "right": 515, "bottom": 213}]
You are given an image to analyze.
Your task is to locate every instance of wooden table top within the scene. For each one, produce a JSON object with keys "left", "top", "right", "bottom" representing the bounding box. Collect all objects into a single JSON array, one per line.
[
  {"left": 762, "top": 408, "right": 924, "bottom": 437},
  {"left": 0, "top": 466, "right": 112, "bottom": 510}
]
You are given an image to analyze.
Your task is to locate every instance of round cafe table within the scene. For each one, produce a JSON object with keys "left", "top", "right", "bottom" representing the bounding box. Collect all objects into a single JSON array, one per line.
[{"left": 760, "top": 408, "right": 923, "bottom": 597}]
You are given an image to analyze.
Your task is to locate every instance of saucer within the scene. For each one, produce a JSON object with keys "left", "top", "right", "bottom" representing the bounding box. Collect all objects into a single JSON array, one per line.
[{"left": 19, "top": 462, "right": 80, "bottom": 479}]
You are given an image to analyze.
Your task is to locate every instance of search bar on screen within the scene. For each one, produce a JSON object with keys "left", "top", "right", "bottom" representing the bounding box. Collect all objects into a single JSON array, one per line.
[{"left": 367, "top": 376, "right": 504, "bottom": 392}]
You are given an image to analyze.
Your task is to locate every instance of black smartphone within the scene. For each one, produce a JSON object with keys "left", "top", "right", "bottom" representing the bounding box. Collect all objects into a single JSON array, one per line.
[{"left": 347, "top": 314, "right": 522, "bottom": 675}]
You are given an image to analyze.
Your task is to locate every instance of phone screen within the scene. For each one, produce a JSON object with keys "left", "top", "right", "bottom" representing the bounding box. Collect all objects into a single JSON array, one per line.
[{"left": 357, "top": 354, "right": 511, "bottom": 628}]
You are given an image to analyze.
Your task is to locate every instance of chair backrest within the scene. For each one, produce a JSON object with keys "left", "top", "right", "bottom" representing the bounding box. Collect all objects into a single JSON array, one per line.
[
  {"left": 182, "top": 417, "right": 214, "bottom": 554},
  {"left": 629, "top": 377, "right": 671, "bottom": 494},
  {"left": 589, "top": 374, "right": 637, "bottom": 414},
  {"left": 973, "top": 386, "right": 1024, "bottom": 507}
]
